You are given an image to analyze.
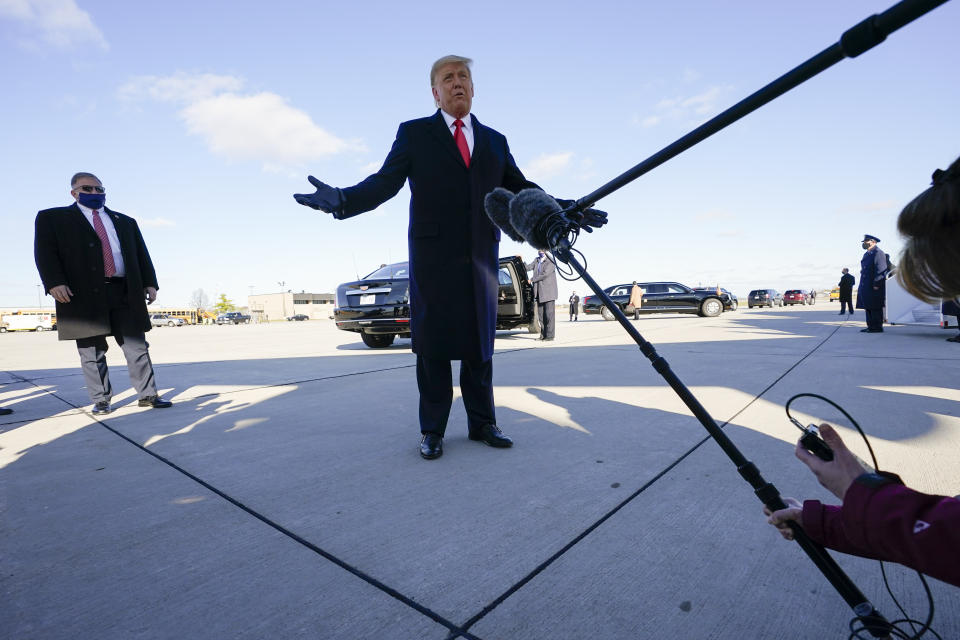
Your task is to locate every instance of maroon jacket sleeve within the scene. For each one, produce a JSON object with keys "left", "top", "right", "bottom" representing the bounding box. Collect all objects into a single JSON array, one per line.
[{"left": 802, "top": 482, "right": 960, "bottom": 587}]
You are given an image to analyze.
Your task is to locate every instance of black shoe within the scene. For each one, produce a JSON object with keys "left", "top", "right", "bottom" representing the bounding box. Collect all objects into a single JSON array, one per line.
[
  {"left": 92, "top": 401, "right": 113, "bottom": 415},
  {"left": 468, "top": 424, "right": 513, "bottom": 448},
  {"left": 860, "top": 328, "right": 883, "bottom": 333},
  {"left": 947, "top": 335, "right": 960, "bottom": 343},
  {"left": 0, "top": 406, "right": 12, "bottom": 416},
  {"left": 138, "top": 395, "right": 173, "bottom": 408},
  {"left": 838, "top": 312, "right": 845, "bottom": 315},
  {"left": 420, "top": 433, "right": 443, "bottom": 459}
]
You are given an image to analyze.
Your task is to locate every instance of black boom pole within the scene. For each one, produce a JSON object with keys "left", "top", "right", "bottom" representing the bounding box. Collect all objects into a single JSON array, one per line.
[
  {"left": 573, "top": 0, "right": 951, "bottom": 212},
  {"left": 551, "top": 0, "right": 951, "bottom": 635}
]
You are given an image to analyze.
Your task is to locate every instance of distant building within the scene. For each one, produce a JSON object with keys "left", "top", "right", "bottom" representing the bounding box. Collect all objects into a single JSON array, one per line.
[{"left": 248, "top": 291, "right": 335, "bottom": 322}]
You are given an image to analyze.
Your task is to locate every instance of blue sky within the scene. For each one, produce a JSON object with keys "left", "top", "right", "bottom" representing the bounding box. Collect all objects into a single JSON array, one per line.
[{"left": 1, "top": 0, "right": 957, "bottom": 309}]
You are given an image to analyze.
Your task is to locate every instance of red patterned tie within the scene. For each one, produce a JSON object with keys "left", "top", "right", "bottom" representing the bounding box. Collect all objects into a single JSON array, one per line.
[
  {"left": 454, "top": 119, "right": 470, "bottom": 168},
  {"left": 92, "top": 210, "right": 117, "bottom": 277}
]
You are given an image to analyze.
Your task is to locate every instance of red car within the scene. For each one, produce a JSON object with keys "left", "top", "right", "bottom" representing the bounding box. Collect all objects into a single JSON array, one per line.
[{"left": 783, "top": 290, "right": 811, "bottom": 306}]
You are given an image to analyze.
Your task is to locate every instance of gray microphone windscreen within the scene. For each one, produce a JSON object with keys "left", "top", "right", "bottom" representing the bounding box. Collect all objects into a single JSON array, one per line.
[
  {"left": 484, "top": 188, "right": 524, "bottom": 242},
  {"left": 509, "top": 188, "right": 561, "bottom": 249}
]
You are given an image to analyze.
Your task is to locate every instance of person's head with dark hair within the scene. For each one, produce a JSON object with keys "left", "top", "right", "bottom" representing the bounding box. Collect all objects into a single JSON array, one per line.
[{"left": 896, "top": 155, "right": 960, "bottom": 302}]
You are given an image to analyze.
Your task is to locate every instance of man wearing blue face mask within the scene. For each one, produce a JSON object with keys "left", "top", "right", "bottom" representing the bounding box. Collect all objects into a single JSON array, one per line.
[{"left": 34, "top": 172, "right": 172, "bottom": 415}]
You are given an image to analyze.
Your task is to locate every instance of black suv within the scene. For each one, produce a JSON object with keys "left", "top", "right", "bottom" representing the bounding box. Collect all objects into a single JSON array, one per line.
[
  {"left": 334, "top": 257, "right": 534, "bottom": 348},
  {"left": 747, "top": 289, "right": 783, "bottom": 308},
  {"left": 582, "top": 281, "right": 725, "bottom": 319}
]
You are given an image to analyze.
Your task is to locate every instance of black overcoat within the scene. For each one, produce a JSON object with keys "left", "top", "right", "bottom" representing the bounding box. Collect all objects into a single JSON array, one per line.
[
  {"left": 34, "top": 204, "right": 158, "bottom": 340},
  {"left": 838, "top": 273, "right": 855, "bottom": 302},
  {"left": 339, "top": 111, "right": 539, "bottom": 361},
  {"left": 856, "top": 248, "right": 887, "bottom": 310}
]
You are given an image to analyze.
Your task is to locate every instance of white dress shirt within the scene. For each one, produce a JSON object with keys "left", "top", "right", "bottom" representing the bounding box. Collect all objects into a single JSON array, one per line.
[
  {"left": 77, "top": 202, "right": 126, "bottom": 276},
  {"left": 440, "top": 109, "right": 474, "bottom": 156}
]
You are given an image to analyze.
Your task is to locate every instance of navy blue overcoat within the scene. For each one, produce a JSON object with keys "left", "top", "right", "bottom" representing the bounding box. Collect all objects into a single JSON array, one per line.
[
  {"left": 856, "top": 247, "right": 887, "bottom": 310},
  {"left": 338, "top": 111, "right": 539, "bottom": 361}
]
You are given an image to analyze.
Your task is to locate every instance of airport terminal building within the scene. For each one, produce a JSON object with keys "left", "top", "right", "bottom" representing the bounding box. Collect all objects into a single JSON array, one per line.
[{"left": 247, "top": 292, "right": 335, "bottom": 322}]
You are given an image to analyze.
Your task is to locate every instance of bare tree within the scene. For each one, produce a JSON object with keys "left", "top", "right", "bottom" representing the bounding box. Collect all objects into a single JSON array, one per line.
[{"left": 189, "top": 288, "right": 209, "bottom": 310}]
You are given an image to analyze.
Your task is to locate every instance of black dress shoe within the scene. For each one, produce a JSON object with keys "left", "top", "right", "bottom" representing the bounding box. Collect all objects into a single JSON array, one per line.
[
  {"left": 860, "top": 328, "right": 884, "bottom": 333},
  {"left": 420, "top": 433, "right": 443, "bottom": 459},
  {"left": 0, "top": 406, "right": 13, "bottom": 416},
  {"left": 91, "top": 401, "right": 113, "bottom": 415},
  {"left": 138, "top": 395, "right": 173, "bottom": 408},
  {"left": 468, "top": 424, "right": 513, "bottom": 448}
]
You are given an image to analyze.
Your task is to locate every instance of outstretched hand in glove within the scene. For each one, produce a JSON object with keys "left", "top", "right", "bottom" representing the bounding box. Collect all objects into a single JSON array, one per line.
[{"left": 293, "top": 176, "right": 343, "bottom": 214}]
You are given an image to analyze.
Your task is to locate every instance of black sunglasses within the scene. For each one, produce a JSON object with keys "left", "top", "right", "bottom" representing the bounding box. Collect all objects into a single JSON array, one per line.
[{"left": 75, "top": 185, "right": 105, "bottom": 193}]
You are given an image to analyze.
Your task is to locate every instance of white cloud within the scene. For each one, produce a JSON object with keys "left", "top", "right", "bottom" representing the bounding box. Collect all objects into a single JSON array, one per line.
[
  {"left": 521, "top": 152, "right": 574, "bottom": 179},
  {"left": 0, "top": 0, "right": 107, "bottom": 50},
  {"left": 117, "top": 72, "right": 243, "bottom": 103},
  {"left": 636, "top": 84, "right": 734, "bottom": 129},
  {"left": 118, "top": 72, "right": 364, "bottom": 169}
]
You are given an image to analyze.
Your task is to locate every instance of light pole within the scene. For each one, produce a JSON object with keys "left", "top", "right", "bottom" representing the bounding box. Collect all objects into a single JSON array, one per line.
[
  {"left": 277, "top": 281, "right": 287, "bottom": 320},
  {"left": 37, "top": 284, "right": 41, "bottom": 309}
]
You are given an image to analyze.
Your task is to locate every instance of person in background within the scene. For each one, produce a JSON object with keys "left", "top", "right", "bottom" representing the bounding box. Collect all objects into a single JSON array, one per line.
[
  {"left": 838, "top": 268, "right": 855, "bottom": 315},
  {"left": 34, "top": 172, "right": 172, "bottom": 416},
  {"left": 568, "top": 291, "right": 580, "bottom": 322},
  {"left": 527, "top": 250, "right": 558, "bottom": 340},
  {"left": 629, "top": 281, "right": 644, "bottom": 320},
  {"left": 856, "top": 234, "right": 887, "bottom": 332},
  {"left": 942, "top": 299, "right": 960, "bottom": 342},
  {"left": 766, "top": 155, "right": 960, "bottom": 587}
]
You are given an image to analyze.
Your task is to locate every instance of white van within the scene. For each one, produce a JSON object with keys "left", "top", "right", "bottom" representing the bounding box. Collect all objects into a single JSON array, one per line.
[{"left": 0, "top": 312, "right": 56, "bottom": 332}]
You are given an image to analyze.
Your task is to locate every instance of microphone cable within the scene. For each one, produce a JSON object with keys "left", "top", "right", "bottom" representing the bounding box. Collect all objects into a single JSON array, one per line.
[{"left": 784, "top": 393, "right": 942, "bottom": 640}]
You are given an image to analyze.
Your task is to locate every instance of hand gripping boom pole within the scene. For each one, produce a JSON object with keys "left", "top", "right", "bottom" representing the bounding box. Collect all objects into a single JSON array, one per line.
[{"left": 552, "top": 240, "right": 892, "bottom": 636}]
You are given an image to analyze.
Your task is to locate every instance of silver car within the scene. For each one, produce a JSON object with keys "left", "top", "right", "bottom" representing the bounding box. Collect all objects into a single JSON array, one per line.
[{"left": 150, "top": 313, "right": 184, "bottom": 327}]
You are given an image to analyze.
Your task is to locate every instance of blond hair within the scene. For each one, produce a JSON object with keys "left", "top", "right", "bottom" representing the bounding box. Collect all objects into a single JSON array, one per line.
[{"left": 430, "top": 55, "right": 472, "bottom": 87}]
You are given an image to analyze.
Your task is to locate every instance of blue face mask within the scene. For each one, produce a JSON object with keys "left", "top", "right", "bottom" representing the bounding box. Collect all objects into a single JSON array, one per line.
[{"left": 77, "top": 192, "right": 106, "bottom": 210}]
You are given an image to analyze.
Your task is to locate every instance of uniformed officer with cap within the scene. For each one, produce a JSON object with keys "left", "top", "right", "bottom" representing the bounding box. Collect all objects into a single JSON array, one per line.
[{"left": 856, "top": 234, "right": 888, "bottom": 332}]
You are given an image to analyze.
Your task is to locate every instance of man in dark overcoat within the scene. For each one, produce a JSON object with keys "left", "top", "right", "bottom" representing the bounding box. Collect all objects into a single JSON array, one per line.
[
  {"left": 295, "top": 55, "right": 591, "bottom": 459},
  {"left": 568, "top": 291, "right": 580, "bottom": 322},
  {"left": 838, "top": 267, "right": 855, "bottom": 315},
  {"left": 856, "top": 234, "right": 888, "bottom": 333},
  {"left": 34, "top": 172, "right": 172, "bottom": 414}
]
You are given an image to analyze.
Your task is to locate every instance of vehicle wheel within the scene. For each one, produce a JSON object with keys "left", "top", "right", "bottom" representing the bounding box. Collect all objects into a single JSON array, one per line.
[
  {"left": 36, "top": 326, "right": 45, "bottom": 331},
  {"left": 699, "top": 298, "right": 723, "bottom": 317},
  {"left": 167, "top": 321, "right": 175, "bottom": 326},
  {"left": 729, "top": 300, "right": 738, "bottom": 311},
  {"left": 361, "top": 332, "right": 395, "bottom": 348},
  {"left": 600, "top": 306, "right": 616, "bottom": 321},
  {"left": 0, "top": 327, "right": 6, "bottom": 333}
]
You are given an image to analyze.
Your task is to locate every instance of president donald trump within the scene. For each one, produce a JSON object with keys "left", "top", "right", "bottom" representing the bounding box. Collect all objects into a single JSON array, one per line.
[{"left": 295, "top": 55, "right": 589, "bottom": 460}]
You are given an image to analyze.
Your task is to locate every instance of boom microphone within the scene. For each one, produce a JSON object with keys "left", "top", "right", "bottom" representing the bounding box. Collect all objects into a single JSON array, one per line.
[
  {"left": 483, "top": 188, "right": 525, "bottom": 242},
  {"left": 509, "top": 188, "right": 573, "bottom": 250}
]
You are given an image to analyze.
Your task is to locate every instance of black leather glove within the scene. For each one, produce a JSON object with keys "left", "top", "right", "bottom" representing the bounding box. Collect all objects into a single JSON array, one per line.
[
  {"left": 556, "top": 199, "right": 608, "bottom": 233},
  {"left": 293, "top": 176, "right": 343, "bottom": 215}
]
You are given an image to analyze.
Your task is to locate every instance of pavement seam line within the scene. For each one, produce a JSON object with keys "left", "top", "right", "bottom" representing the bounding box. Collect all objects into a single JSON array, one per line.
[
  {"left": 6, "top": 372, "right": 485, "bottom": 640},
  {"left": 449, "top": 320, "right": 846, "bottom": 636}
]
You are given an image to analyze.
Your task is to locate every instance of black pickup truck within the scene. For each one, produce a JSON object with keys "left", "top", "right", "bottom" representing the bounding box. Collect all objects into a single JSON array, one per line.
[{"left": 216, "top": 311, "right": 251, "bottom": 325}]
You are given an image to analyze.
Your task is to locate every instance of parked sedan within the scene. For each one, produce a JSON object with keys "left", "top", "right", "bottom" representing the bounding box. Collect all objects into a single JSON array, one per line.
[
  {"left": 783, "top": 290, "right": 811, "bottom": 306},
  {"left": 747, "top": 289, "right": 783, "bottom": 308},
  {"left": 150, "top": 313, "right": 184, "bottom": 327},
  {"left": 286, "top": 314, "right": 310, "bottom": 321},
  {"left": 582, "top": 281, "right": 725, "bottom": 319},
  {"left": 334, "top": 257, "right": 534, "bottom": 348}
]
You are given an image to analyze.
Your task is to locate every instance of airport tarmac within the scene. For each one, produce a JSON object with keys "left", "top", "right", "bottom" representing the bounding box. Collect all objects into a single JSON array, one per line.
[{"left": 2, "top": 304, "right": 958, "bottom": 639}]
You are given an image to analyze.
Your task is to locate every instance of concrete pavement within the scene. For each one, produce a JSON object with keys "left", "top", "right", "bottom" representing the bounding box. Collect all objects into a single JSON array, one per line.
[{"left": 2, "top": 305, "right": 958, "bottom": 639}]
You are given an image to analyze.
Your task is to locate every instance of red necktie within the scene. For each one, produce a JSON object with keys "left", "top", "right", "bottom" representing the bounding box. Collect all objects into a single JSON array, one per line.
[
  {"left": 454, "top": 119, "right": 470, "bottom": 168},
  {"left": 92, "top": 210, "right": 117, "bottom": 277}
]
